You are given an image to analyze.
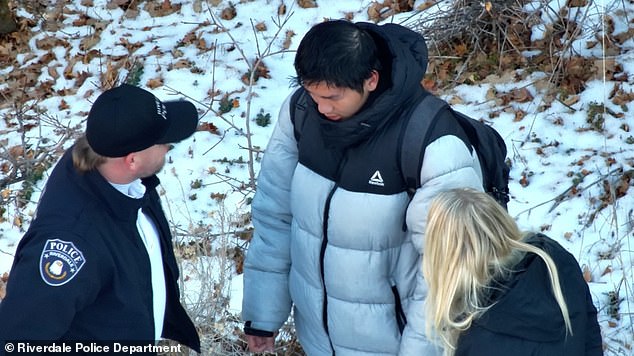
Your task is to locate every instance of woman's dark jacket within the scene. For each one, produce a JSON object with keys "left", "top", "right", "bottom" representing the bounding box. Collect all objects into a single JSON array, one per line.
[{"left": 456, "top": 234, "right": 603, "bottom": 356}]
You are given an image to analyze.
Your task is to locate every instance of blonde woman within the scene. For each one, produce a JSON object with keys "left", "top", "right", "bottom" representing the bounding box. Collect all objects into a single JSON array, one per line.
[{"left": 423, "top": 188, "right": 603, "bottom": 356}]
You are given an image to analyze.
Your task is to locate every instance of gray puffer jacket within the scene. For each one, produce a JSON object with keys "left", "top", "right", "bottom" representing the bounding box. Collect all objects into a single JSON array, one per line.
[{"left": 243, "top": 22, "right": 483, "bottom": 356}]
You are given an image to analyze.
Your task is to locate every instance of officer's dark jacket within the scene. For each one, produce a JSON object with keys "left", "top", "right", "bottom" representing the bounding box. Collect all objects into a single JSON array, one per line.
[
  {"left": 0, "top": 147, "right": 200, "bottom": 352},
  {"left": 456, "top": 234, "right": 603, "bottom": 356}
]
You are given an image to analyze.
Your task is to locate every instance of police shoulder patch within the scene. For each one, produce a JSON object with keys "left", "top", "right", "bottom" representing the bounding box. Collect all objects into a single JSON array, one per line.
[{"left": 39, "top": 238, "right": 86, "bottom": 287}]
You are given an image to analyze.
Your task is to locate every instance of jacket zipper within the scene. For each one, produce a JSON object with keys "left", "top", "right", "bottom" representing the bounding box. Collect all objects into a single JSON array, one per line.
[
  {"left": 320, "top": 185, "right": 337, "bottom": 356},
  {"left": 391, "top": 284, "right": 408, "bottom": 334},
  {"left": 320, "top": 152, "right": 349, "bottom": 356}
]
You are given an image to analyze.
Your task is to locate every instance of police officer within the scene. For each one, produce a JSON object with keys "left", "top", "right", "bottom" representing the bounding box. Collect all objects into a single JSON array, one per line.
[{"left": 0, "top": 84, "right": 201, "bottom": 353}]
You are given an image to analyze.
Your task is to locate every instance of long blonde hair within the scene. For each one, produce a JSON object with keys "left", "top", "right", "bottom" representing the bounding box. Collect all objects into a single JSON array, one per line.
[
  {"left": 422, "top": 188, "right": 572, "bottom": 355},
  {"left": 72, "top": 135, "right": 107, "bottom": 173}
]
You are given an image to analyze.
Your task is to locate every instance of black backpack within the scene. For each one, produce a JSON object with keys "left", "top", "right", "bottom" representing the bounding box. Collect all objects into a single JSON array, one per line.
[{"left": 289, "top": 89, "right": 511, "bottom": 209}]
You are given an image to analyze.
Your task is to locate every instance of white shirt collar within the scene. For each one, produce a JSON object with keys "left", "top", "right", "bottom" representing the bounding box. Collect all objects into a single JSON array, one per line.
[{"left": 110, "top": 179, "right": 146, "bottom": 199}]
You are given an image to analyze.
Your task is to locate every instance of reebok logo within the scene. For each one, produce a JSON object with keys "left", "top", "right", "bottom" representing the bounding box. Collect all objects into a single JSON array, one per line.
[{"left": 368, "top": 170, "right": 384, "bottom": 187}]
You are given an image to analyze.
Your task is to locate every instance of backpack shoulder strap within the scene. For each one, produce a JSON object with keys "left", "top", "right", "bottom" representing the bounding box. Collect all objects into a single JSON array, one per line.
[
  {"left": 290, "top": 88, "right": 309, "bottom": 142},
  {"left": 400, "top": 94, "right": 448, "bottom": 196}
]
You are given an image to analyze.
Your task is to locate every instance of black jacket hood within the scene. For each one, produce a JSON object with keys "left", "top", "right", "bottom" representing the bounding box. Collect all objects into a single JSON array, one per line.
[
  {"left": 473, "top": 234, "right": 581, "bottom": 341},
  {"left": 455, "top": 234, "right": 603, "bottom": 356}
]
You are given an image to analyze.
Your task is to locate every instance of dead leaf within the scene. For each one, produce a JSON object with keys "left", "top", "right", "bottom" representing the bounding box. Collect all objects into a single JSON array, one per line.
[
  {"left": 241, "top": 59, "right": 271, "bottom": 84},
  {"left": 72, "top": 14, "right": 89, "bottom": 27},
  {"left": 0, "top": 43, "right": 10, "bottom": 57},
  {"left": 278, "top": 3, "right": 286, "bottom": 15},
  {"left": 220, "top": 4, "right": 237, "bottom": 20},
  {"left": 13, "top": 216, "right": 22, "bottom": 228},
  {"left": 119, "top": 37, "right": 143, "bottom": 53},
  {"left": 367, "top": 3, "right": 382, "bottom": 22},
  {"left": 566, "top": 0, "right": 587, "bottom": 7},
  {"left": 35, "top": 36, "right": 69, "bottom": 51},
  {"left": 454, "top": 43, "right": 468, "bottom": 57},
  {"left": 100, "top": 60, "right": 120, "bottom": 88},
  {"left": 282, "top": 30, "right": 295, "bottom": 50},
  {"left": 124, "top": 8, "right": 140, "bottom": 19},
  {"left": 417, "top": 1, "right": 434, "bottom": 11},
  {"left": 64, "top": 56, "right": 80, "bottom": 79},
  {"left": 75, "top": 71, "right": 90, "bottom": 88},
  {"left": 563, "top": 95, "right": 579, "bottom": 106},
  {"left": 145, "top": 0, "right": 182, "bottom": 17},
  {"left": 48, "top": 66, "right": 60, "bottom": 80},
  {"left": 8, "top": 145, "right": 23, "bottom": 158},
  {"left": 485, "top": 87, "right": 497, "bottom": 101},
  {"left": 614, "top": 27, "right": 634, "bottom": 45},
  {"left": 172, "top": 59, "right": 192, "bottom": 70},
  {"left": 611, "top": 89, "right": 634, "bottom": 106},
  {"left": 615, "top": 173, "right": 631, "bottom": 197},
  {"left": 79, "top": 34, "right": 101, "bottom": 51},
  {"left": 511, "top": 88, "right": 533, "bottom": 103},
  {"left": 148, "top": 46, "right": 163, "bottom": 56},
  {"left": 82, "top": 49, "right": 102, "bottom": 64},
  {"left": 448, "top": 95, "right": 464, "bottom": 106},
  {"left": 232, "top": 246, "right": 245, "bottom": 274},
  {"left": 255, "top": 22, "right": 267, "bottom": 32},
  {"left": 192, "top": 0, "right": 203, "bottom": 13},
  {"left": 484, "top": 1, "right": 492, "bottom": 13},
  {"left": 513, "top": 109, "right": 526, "bottom": 122},
  {"left": 146, "top": 78, "right": 164, "bottom": 89},
  {"left": 0, "top": 279, "right": 5, "bottom": 301},
  {"left": 200, "top": 122, "right": 220, "bottom": 135},
  {"left": 59, "top": 99, "right": 70, "bottom": 110},
  {"left": 107, "top": 0, "right": 130, "bottom": 10},
  {"left": 297, "top": 0, "right": 318, "bottom": 8}
]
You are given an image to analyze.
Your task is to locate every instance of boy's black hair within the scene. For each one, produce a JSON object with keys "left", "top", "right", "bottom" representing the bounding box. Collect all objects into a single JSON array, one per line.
[{"left": 293, "top": 20, "right": 382, "bottom": 93}]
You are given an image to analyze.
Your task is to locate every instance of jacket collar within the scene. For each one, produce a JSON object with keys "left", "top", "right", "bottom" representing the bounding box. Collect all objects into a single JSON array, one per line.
[{"left": 60, "top": 148, "right": 160, "bottom": 222}]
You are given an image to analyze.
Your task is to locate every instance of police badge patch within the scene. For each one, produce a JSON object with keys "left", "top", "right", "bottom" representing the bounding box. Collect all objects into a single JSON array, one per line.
[{"left": 39, "top": 239, "right": 86, "bottom": 286}]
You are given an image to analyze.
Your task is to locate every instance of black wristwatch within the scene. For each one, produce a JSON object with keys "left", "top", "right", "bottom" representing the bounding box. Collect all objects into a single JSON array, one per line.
[{"left": 244, "top": 321, "right": 275, "bottom": 337}]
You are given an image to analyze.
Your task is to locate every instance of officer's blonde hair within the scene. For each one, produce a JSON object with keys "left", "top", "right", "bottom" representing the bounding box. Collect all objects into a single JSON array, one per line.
[
  {"left": 422, "top": 188, "right": 571, "bottom": 355},
  {"left": 72, "top": 135, "right": 107, "bottom": 172}
]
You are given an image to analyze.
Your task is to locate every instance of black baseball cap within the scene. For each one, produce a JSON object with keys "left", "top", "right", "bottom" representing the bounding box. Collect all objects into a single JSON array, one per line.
[{"left": 86, "top": 84, "right": 198, "bottom": 157}]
